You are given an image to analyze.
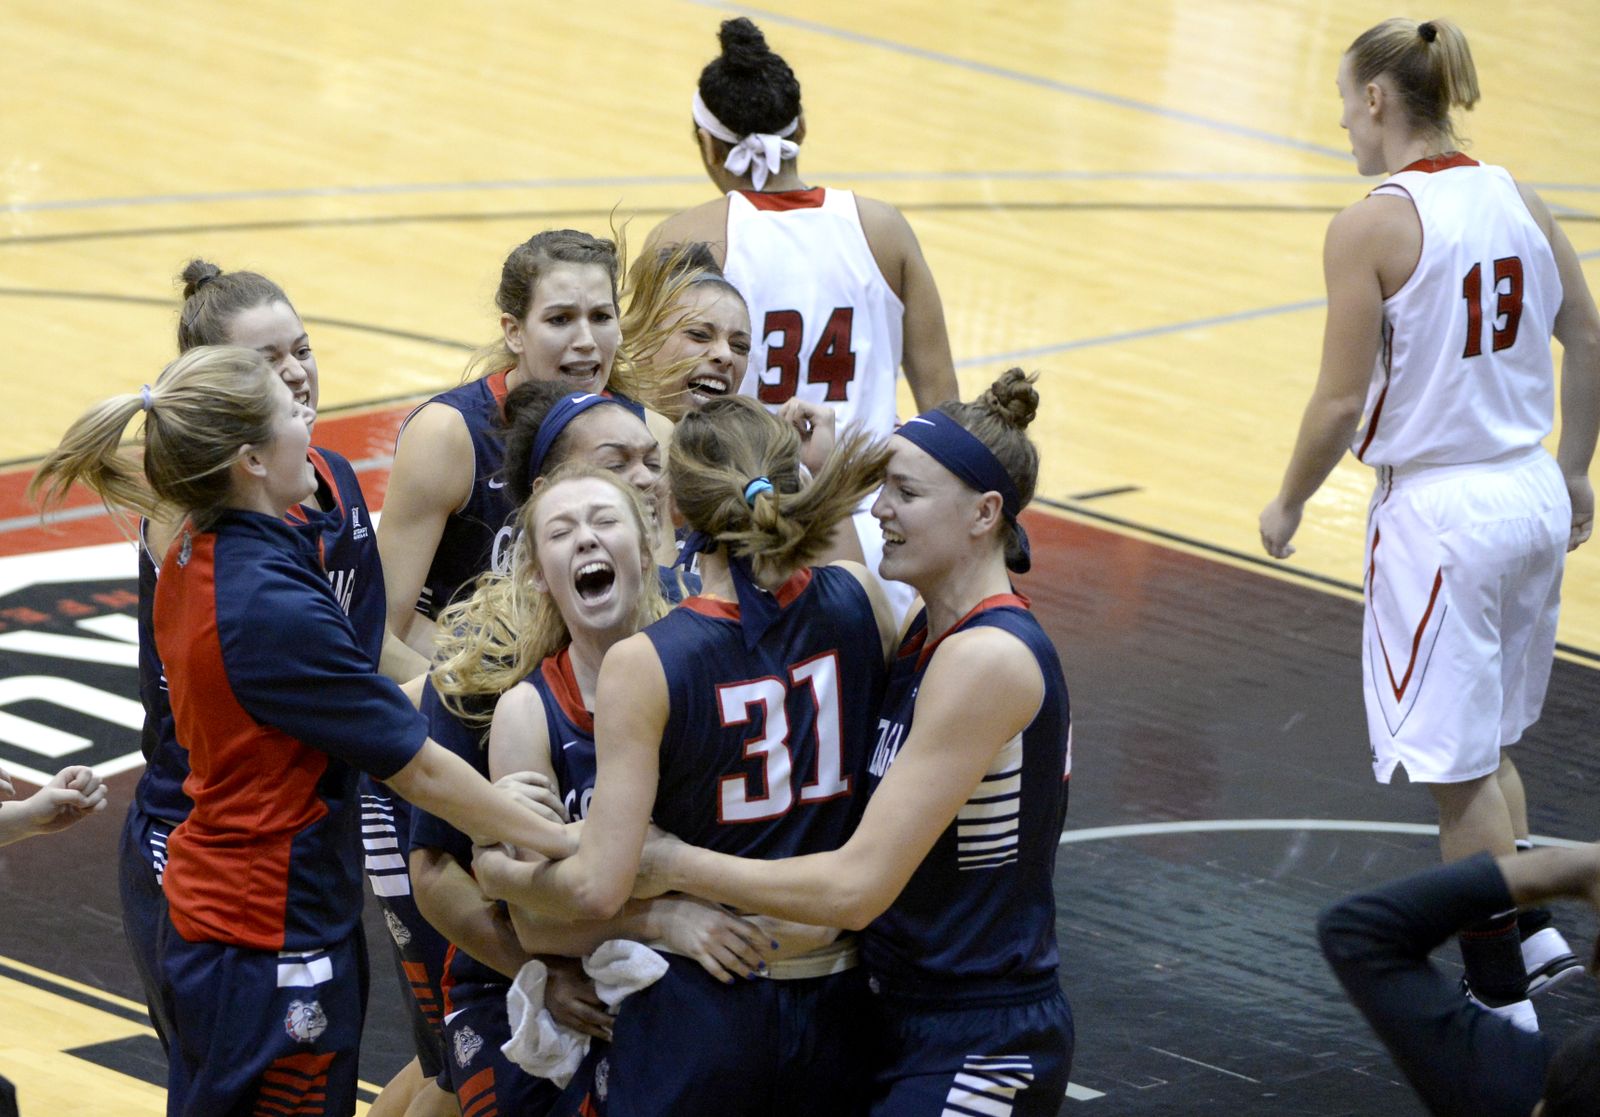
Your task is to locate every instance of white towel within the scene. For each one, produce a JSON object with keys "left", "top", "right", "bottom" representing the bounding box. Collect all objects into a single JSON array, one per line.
[{"left": 501, "top": 941, "right": 669, "bottom": 1086}]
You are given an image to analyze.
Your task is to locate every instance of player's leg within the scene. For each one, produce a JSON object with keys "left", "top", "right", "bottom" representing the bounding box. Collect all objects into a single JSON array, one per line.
[
  {"left": 439, "top": 980, "right": 560, "bottom": 1117},
  {"left": 117, "top": 804, "right": 176, "bottom": 1051}
]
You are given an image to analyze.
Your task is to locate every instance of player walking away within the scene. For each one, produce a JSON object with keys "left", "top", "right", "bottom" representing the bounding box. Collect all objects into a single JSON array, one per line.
[
  {"left": 1259, "top": 17, "right": 1600, "bottom": 1028},
  {"left": 473, "top": 396, "right": 899, "bottom": 1115},
  {"left": 639, "top": 369, "right": 1075, "bottom": 1116},
  {"left": 33, "top": 346, "right": 575, "bottom": 1117},
  {"left": 646, "top": 17, "right": 960, "bottom": 618}
]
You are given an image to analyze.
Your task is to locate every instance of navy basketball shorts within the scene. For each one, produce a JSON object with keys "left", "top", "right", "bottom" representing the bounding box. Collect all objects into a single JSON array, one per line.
[
  {"left": 359, "top": 779, "right": 450, "bottom": 1079},
  {"left": 868, "top": 976, "right": 1074, "bottom": 1117},
  {"left": 116, "top": 803, "right": 176, "bottom": 1051},
  {"left": 160, "top": 926, "right": 368, "bottom": 1117},
  {"left": 562, "top": 953, "right": 872, "bottom": 1117},
  {"left": 440, "top": 977, "right": 562, "bottom": 1117}
]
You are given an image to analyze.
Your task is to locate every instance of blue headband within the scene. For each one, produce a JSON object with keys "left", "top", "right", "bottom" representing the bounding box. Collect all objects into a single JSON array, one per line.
[
  {"left": 527, "top": 392, "right": 625, "bottom": 481},
  {"left": 896, "top": 410, "right": 1032, "bottom": 573}
]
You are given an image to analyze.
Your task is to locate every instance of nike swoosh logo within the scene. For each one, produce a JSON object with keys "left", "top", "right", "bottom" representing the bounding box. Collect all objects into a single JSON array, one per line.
[{"left": 487, "top": 478, "right": 506, "bottom": 489}]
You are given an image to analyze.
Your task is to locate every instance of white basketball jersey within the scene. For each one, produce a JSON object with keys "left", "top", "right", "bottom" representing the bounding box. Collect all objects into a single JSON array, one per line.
[
  {"left": 722, "top": 188, "right": 906, "bottom": 437},
  {"left": 1353, "top": 156, "right": 1562, "bottom": 468}
]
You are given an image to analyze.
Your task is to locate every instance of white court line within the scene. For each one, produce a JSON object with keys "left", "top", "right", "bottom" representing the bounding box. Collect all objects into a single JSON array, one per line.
[
  {"left": 1065, "top": 1081, "right": 1106, "bottom": 1101},
  {"left": 1058, "top": 818, "right": 1587, "bottom": 849}
]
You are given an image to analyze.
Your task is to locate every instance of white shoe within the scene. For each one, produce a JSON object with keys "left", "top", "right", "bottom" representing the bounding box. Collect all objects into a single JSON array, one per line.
[
  {"left": 1521, "top": 927, "right": 1584, "bottom": 997},
  {"left": 1464, "top": 984, "right": 1539, "bottom": 1033}
]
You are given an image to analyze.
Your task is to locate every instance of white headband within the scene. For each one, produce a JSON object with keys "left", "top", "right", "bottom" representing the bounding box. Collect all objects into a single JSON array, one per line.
[{"left": 691, "top": 89, "right": 800, "bottom": 192}]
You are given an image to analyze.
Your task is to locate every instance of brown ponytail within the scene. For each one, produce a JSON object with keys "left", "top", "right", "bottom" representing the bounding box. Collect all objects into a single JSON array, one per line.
[
  {"left": 670, "top": 395, "right": 888, "bottom": 586},
  {"left": 933, "top": 367, "right": 1041, "bottom": 570}
]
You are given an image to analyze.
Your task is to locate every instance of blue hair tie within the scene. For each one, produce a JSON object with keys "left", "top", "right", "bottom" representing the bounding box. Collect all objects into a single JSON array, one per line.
[
  {"left": 139, "top": 385, "right": 153, "bottom": 412},
  {"left": 743, "top": 476, "right": 775, "bottom": 506}
]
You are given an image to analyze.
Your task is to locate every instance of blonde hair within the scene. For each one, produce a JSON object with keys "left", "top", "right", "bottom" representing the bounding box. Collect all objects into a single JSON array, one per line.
[
  {"left": 670, "top": 395, "right": 889, "bottom": 587},
  {"left": 430, "top": 463, "right": 670, "bottom": 723},
  {"left": 1348, "top": 18, "right": 1479, "bottom": 146},
  {"left": 620, "top": 242, "right": 746, "bottom": 418},
  {"left": 464, "top": 226, "right": 654, "bottom": 404},
  {"left": 30, "top": 346, "right": 278, "bottom": 530},
  {"left": 933, "top": 368, "right": 1041, "bottom": 570}
]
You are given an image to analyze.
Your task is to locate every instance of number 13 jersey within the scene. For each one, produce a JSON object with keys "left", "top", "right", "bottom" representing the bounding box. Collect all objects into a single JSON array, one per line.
[
  {"left": 643, "top": 565, "right": 887, "bottom": 858},
  {"left": 723, "top": 187, "right": 905, "bottom": 437},
  {"left": 1356, "top": 155, "right": 1562, "bottom": 468}
]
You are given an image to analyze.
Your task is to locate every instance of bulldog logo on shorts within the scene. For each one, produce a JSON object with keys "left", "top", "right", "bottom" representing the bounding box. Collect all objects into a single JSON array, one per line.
[
  {"left": 453, "top": 1025, "right": 484, "bottom": 1069},
  {"left": 383, "top": 908, "right": 412, "bottom": 947},
  {"left": 284, "top": 999, "right": 328, "bottom": 1043},
  {"left": 595, "top": 1056, "right": 609, "bottom": 1102}
]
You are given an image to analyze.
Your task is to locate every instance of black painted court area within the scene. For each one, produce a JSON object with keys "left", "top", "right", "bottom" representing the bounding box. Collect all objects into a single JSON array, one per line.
[{"left": 1, "top": 511, "right": 1595, "bottom": 1115}]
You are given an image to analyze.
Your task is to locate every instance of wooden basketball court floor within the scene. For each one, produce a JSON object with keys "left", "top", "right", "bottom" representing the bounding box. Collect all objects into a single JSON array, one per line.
[{"left": 1, "top": 1, "right": 1597, "bottom": 1113}]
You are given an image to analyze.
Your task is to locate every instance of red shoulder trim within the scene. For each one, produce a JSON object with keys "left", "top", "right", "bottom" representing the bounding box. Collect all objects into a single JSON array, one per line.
[
  {"left": 740, "top": 187, "right": 826, "bottom": 212},
  {"left": 917, "top": 592, "right": 1032, "bottom": 672},
  {"left": 487, "top": 368, "right": 511, "bottom": 414},
  {"left": 1396, "top": 152, "right": 1478, "bottom": 174},
  {"left": 677, "top": 567, "right": 816, "bottom": 620},
  {"left": 540, "top": 648, "right": 593, "bottom": 735}
]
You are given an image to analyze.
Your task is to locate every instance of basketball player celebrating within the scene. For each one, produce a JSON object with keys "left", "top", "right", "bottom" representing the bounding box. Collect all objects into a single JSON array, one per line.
[
  {"left": 379, "top": 229, "right": 670, "bottom": 658},
  {"left": 34, "top": 347, "right": 576, "bottom": 1117},
  {"left": 647, "top": 17, "right": 960, "bottom": 615},
  {"left": 634, "top": 369, "right": 1074, "bottom": 1115},
  {"left": 473, "top": 396, "right": 899, "bottom": 1115},
  {"left": 1259, "top": 18, "right": 1600, "bottom": 1026}
]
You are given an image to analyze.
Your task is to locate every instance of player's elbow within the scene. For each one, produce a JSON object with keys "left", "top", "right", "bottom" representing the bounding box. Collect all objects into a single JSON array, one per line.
[
  {"left": 829, "top": 875, "right": 896, "bottom": 932},
  {"left": 566, "top": 874, "right": 630, "bottom": 923}
]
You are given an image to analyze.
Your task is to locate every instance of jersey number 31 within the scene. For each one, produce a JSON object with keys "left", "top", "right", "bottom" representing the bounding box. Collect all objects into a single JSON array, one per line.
[{"left": 716, "top": 651, "right": 851, "bottom": 823}]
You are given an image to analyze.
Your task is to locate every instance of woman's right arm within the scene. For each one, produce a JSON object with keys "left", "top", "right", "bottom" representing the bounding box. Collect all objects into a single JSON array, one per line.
[
  {"left": 377, "top": 403, "right": 474, "bottom": 653},
  {"left": 858, "top": 197, "right": 959, "bottom": 411},
  {"left": 409, "top": 846, "right": 528, "bottom": 980}
]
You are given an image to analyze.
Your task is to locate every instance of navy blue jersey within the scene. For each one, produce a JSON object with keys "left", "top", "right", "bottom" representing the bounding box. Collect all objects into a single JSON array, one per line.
[
  {"left": 404, "top": 370, "right": 517, "bottom": 619},
  {"left": 861, "top": 595, "right": 1071, "bottom": 989},
  {"left": 132, "top": 448, "right": 383, "bottom": 829},
  {"left": 408, "top": 680, "right": 505, "bottom": 988},
  {"left": 658, "top": 563, "right": 701, "bottom": 605},
  {"left": 644, "top": 565, "right": 887, "bottom": 857},
  {"left": 525, "top": 648, "right": 597, "bottom": 821},
  {"left": 154, "top": 511, "right": 426, "bottom": 951}
]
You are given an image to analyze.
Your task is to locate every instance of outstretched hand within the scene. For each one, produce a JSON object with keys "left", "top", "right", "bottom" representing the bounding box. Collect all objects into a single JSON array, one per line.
[{"left": 778, "top": 398, "right": 839, "bottom": 478}]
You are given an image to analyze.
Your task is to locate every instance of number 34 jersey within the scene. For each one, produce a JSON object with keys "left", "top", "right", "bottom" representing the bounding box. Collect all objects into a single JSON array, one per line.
[
  {"left": 643, "top": 565, "right": 888, "bottom": 858},
  {"left": 723, "top": 187, "right": 905, "bottom": 437},
  {"left": 1356, "top": 155, "right": 1562, "bottom": 469}
]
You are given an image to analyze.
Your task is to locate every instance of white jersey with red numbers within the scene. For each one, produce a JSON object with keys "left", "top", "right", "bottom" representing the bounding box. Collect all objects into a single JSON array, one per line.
[
  {"left": 1353, "top": 155, "right": 1563, "bottom": 468},
  {"left": 722, "top": 187, "right": 905, "bottom": 438}
]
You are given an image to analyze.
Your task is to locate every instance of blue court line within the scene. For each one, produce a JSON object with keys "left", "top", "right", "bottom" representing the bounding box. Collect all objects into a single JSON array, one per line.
[
  {"left": 687, "top": 0, "right": 1352, "bottom": 161},
  {"left": 959, "top": 245, "right": 1600, "bottom": 370},
  {"left": 7, "top": 168, "right": 1598, "bottom": 215},
  {"left": 956, "top": 298, "right": 1327, "bottom": 369}
]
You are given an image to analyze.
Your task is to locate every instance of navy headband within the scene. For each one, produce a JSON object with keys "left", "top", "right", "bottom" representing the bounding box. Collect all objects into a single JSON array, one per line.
[
  {"left": 528, "top": 392, "right": 626, "bottom": 481},
  {"left": 897, "top": 410, "right": 1032, "bottom": 573}
]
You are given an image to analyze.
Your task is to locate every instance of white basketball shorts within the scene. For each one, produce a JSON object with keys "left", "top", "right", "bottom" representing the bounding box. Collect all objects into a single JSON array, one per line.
[{"left": 1361, "top": 447, "right": 1569, "bottom": 784}]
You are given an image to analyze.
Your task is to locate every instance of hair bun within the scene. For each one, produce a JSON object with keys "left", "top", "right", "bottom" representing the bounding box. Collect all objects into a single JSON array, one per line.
[
  {"left": 179, "top": 259, "right": 223, "bottom": 299},
  {"left": 1417, "top": 20, "right": 1437, "bottom": 42},
  {"left": 718, "top": 17, "right": 772, "bottom": 70},
  {"left": 979, "top": 368, "right": 1041, "bottom": 431}
]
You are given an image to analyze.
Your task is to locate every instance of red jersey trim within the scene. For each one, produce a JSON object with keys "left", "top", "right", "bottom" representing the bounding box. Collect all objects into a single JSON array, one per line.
[
  {"left": 916, "top": 592, "right": 1032, "bottom": 672},
  {"left": 1396, "top": 152, "right": 1478, "bottom": 174},
  {"left": 488, "top": 368, "right": 511, "bottom": 413},
  {"left": 739, "top": 187, "right": 826, "bottom": 212},
  {"left": 541, "top": 647, "right": 594, "bottom": 735},
  {"left": 678, "top": 567, "right": 817, "bottom": 620},
  {"left": 1367, "top": 529, "right": 1444, "bottom": 701}
]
